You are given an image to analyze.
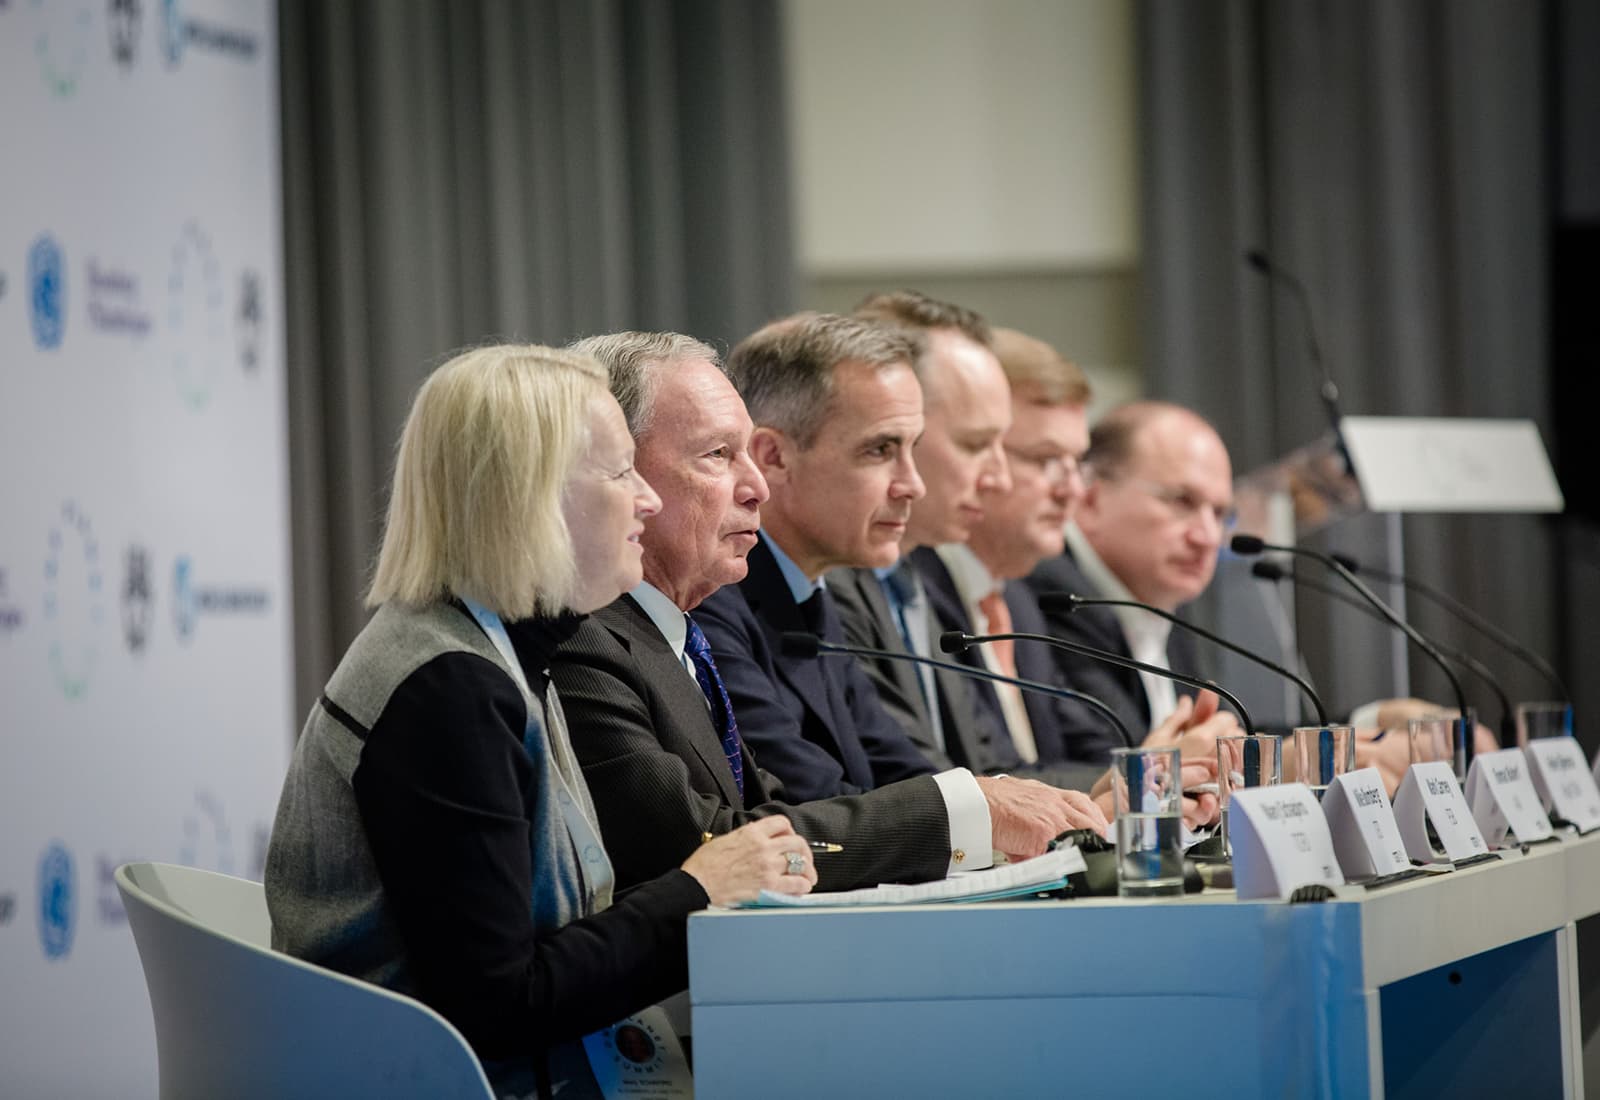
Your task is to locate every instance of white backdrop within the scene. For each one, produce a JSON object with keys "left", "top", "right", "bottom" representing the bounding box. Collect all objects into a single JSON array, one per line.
[{"left": 0, "top": 1, "right": 291, "bottom": 1094}]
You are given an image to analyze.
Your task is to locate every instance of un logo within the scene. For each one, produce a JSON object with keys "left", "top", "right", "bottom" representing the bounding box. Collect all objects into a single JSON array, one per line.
[
  {"left": 37, "top": 842, "right": 77, "bottom": 961},
  {"left": 28, "top": 235, "right": 66, "bottom": 350}
]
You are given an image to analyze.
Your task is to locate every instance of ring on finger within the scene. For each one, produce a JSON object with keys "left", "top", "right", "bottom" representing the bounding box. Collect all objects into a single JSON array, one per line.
[{"left": 783, "top": 851, "right": 805, "bottom": 876}]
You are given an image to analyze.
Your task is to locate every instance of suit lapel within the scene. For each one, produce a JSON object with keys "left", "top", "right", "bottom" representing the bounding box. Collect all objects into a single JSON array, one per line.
[{"left": 602, "top": 596, "right": 747, "bottom": 807}]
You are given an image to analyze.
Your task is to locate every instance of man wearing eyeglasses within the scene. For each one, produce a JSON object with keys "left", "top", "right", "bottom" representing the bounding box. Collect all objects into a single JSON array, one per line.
[{"left": 1027, "top": 400, "right": 1237, "bottom": 744}]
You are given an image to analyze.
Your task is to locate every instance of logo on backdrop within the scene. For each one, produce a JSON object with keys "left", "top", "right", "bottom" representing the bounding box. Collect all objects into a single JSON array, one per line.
[
  {"left": 37, "top": 841, "right": 77, "bottom": 961},
  {"left": 172, "top": 554, "right": 270, "bottom": 642},
  {"left": 31, "top": 0, "right": 94, "bottom": 97},
  {"left": 109, "top": 0, "right": 141, "bottom": 68},
  {"left": 167, "top": 220, "right": 224, "bottom": 408},
  {"left": 180, "top": 789, "right": 233, "bottom": 873},
  {"left": 237, "top": 268, "right": 262, "bottom": 372},
  {"left": 122, "top": 544, "right": 153, "bottom": 653},
  {"left": 28, "top": 235, "right": 67, "bottom": 350},
  {"left": 0, "top": 567, "right": 25, "bottom": 637},
  {"left": 0, "top": 890, "right": 16, "bottom": 927},
  {"left": 96, "top": 854, "right": 133, "bottom": 925},
  {"left": 88, "top": 258, "right": 152, "bottom": 337},
  {"left": 161, "top": 0, "right": 258, "bottom": 67},
  {"left": 44, "top": 500, "right": 106, "bottom": 699}
]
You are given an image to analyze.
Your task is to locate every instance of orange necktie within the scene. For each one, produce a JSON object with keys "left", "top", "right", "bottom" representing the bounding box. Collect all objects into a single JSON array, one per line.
[{"left": 976, "top": 589, "right": 1017, "bottom": 679}]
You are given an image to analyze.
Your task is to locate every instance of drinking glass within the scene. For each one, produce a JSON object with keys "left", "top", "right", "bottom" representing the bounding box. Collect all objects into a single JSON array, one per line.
[
  {"left": 1516, "top": 701, "right": 1574, "bottom": 747},
  {"left": 1218, "top": 734, "right": 1283, "bottom": 856},
  {"left": 1111, "top": 745, "right": 1183, "bottom": 897},
  {"left": 1294, "top": 725, "right": 1355, "bottom": 800}
]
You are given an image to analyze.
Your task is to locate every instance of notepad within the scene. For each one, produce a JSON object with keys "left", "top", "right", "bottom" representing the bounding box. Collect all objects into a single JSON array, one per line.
[{"left": 741, "top": 846, "right": 1088, "bottom": 907}]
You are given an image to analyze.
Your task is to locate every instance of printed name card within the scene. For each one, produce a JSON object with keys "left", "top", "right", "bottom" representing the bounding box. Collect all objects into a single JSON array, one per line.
[
  {"left": 1523, "top": 738, "right": 1600, "bottom": 832},
  {"left": 1392, "top": 762, "right": 1486, "bottom": 864},
  {"left": 1322, "top": 767, "right": 1411, "bottom": 877},
  {"left": 1227, "top": 783, "right": 1345, "bottom": 900},
  {"left": 1465, "top": 748, "right": 1554, "bottom": 848}
]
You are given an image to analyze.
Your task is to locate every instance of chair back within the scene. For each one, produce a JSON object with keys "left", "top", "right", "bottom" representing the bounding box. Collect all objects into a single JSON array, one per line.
[{"left": 116, "top": 861, "right": 495, "bottom": 1100}]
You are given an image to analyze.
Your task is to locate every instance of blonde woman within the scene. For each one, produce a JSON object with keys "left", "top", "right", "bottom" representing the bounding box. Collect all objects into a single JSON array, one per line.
[{"left": 265, "top": 345, "right": 814, "bottom": 1090}]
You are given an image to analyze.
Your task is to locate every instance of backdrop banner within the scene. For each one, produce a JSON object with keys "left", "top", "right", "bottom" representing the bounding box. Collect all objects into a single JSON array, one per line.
[{"left": 0, "top": 1, "right": 291, "bottom": 1094}]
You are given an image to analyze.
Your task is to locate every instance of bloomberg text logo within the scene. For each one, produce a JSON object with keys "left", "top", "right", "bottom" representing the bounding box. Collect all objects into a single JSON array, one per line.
[
  {"left": 172, "top": 554, "right": 270, "bottom": 642},
  {"left": 29, "top": 234, "right": 67, "bottom": 350},
  {"left": 38, "top": 841, "right": 77, "bottom": 961},
  {"left": 162, "top": 0, "right": 258, "bottom": 67}
]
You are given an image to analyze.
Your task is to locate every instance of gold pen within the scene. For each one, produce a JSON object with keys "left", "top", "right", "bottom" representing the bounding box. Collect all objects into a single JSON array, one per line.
[{"left": 700, "top": 831, "right": 843, "bottom": 853}]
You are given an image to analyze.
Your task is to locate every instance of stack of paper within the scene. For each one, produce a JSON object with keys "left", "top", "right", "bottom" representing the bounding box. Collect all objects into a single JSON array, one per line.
[{"left": 742, "top": 845, "right": 1088, "bottom": 908}]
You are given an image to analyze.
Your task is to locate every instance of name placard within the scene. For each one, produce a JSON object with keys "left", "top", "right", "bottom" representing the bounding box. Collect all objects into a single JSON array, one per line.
[
  {"left": 1322, "top": 767, "right": 1410, "bottom": 877},
  {"left": 1524, "top": 739, "right": 1600, "bottom": 833},
  {"left": 1392, "top": 762, "right": 1486, "bottom": 863},
  {"left": 1465, "top": 748, "right": 1554, "bottom": 848},
  {"left": 1227, "top": 783, "right": 1345, "bottom": 900}
]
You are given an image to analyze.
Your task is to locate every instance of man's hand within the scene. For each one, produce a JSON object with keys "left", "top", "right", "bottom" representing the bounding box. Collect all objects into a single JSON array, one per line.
[
  {"left": 975, "top": 775, "right": 1110, "bottom": 860},
  {"left": 1143, "top": 691, "right": 1240, "bottom": 762}
]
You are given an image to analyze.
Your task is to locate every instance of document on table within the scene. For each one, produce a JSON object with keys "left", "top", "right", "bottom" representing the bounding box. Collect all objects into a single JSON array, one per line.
[{"left": 742, "top": 846, "right": 1088, "bottom": 908}]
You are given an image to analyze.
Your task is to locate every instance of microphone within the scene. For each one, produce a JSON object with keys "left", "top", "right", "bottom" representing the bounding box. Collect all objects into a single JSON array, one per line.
[
  {"left": 1038, "top": 590, "right": 1328, "bottom": 726},
  {"left": 778, "top": 632, "right": 1132, "bottom": 746},
  {"left": 1232, "top": 535, "right": 1474, "bottom": 772},
  {"left": 1329, "top": 554, "right": 1569, "bottom": 703},
  {"left": 1250, "top": 561, "right": 1514, "bottom": 742},
  {"left": 1243, "top": 248, "right": 1356, "bottom": 477},
  {"left": 939, "top": 628, "right": 1255, "bottom": 736}
]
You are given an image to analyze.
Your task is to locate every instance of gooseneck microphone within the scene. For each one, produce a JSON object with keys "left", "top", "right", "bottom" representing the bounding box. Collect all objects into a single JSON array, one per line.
[
  {"left": 1250, "top": 561, "right": 1515, "bottom": 741},
  {"left": 939, "top": 628, "right": 1255, "bottom": 736},
  {"left": 1231, "top": 535, "right": 1473, "bottom": 769},
  {"left": 1038, "top": 591, "right": 1328, "bottom": 726},
  {"left": 1328, "top": 553, "right": 1569, "bottom": 703},
  {"left": 778, "top": 632, "right": 1132, "bottom": 746}
]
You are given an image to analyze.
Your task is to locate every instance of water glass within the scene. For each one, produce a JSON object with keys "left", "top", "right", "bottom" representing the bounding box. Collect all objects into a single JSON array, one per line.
[
  {"left": 1294, "top": 725, "right": 1355, "bottom": 799},
  {"left": 1516, "top": 701, "right": 1574, "bottom": 747},
  {"left": 1218, "top": 734, "right": 1283, "bottom": 856},
  {"left": 1111, "top": 745, "right": 1183, "bottom": 897},
  {"left": 1408, "top": 715, "right": 1455, "bottom": 765}
]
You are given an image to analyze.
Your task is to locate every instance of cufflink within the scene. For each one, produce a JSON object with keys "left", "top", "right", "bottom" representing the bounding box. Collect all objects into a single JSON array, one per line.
[{"left": 952, "top": 849, "right": 966, "bottom": 864}]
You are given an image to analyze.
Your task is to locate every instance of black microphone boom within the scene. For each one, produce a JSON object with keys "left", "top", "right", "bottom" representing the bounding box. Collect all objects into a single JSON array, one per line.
[
  {"left": 1231, "top": 535, "right": 1474, "bottom": 772},
  {"left": 1039, "top": 590, "right": 1328, "bottom": 726},
  {"left": 1333, "top": 554, "right": 1569, "bottom": 702},
  {"left": 1250, "top": 561, "right": 1515, "bottom": 742},
  {"left": 941, "top": 628, "right": 1255, "bottom": 736},
  {"left": 778, "top": 632, "right": 1132, "bottom": 747}
]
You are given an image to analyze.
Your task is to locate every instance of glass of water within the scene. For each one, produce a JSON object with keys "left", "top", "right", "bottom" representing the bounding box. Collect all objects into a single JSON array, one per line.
[
  {"left": 1515, "top": 701, "right": 1574, "bottom": 747},
  {"left": 1294, "top": 725, "right": 1355, "bottom": 800},
  {"left": 1111, "top": 745, "right": 1183, "bottom": 897},
  {"left": 1218, "top": 734, "right": 1283, "bottom": 856},
  {"left": 1408, "top": 714, "right": 1455, "bottom": 764}
]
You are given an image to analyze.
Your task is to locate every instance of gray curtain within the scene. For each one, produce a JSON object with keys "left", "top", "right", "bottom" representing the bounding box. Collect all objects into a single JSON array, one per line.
[
  {"left": 1137, "top": 0, "right": 1560, "bottom": 721},
  {"left": 279, "top": 0, "right": 796, "bottom": 718}
]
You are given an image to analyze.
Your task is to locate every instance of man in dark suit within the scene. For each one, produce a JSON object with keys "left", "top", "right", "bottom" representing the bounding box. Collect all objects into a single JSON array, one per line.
[
  {"left": 1026, "top": 399, "right": 1236, "bottom": 741},
  {"left": 549, "top": 331, "right": 1106, "bottom": 892}
]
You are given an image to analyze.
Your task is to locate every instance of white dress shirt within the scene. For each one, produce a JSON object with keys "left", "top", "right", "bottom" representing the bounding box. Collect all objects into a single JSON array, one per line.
[{"left": 1063, "top": 524, "right": 1178, "bottom": 728}]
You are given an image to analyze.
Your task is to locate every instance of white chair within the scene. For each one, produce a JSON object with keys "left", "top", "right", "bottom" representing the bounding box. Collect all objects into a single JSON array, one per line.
[{"left": 116, "top": 861, "right": 495, "bottom": 1100}]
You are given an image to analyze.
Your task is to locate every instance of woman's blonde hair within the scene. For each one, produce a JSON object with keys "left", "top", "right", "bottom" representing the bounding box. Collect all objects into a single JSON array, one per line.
[{"left": 367, "top": 343, "right": 609, "bottom": 619}]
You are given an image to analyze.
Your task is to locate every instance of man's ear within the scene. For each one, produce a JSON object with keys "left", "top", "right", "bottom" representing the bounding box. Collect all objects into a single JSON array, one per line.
[{"left": 749, "top": 426, "right": 791, "bottom": 486}]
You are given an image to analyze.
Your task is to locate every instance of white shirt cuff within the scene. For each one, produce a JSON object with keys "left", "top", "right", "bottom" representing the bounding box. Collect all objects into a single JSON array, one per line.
[
  {"left": 930, "top": 767, "right": 993, "bottom": 873},
  {"left": 1347, "top": 700, "right": 1383, "bottom": 731}
]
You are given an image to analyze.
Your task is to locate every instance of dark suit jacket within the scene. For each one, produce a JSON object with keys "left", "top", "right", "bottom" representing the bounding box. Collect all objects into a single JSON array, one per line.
[
  {"left": 825, "top": 564, "right": 1017, "bottom": 775},
  {"left": 1025, "top": 548, "right": 1199, "bottom": 758},
  {"left": 547, "top": 594, "right": 952, "bottom": 892},
  {"left": 693, "top": 538, "right": 938, "bottom": 802},
  {"left": 913, "top": 548, "right": 1117, "bottom": 784}
]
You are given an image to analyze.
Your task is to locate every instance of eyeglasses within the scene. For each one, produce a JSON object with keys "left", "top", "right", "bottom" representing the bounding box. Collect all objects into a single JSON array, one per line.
[
  {"left": 1111, "top": 476, "right": 1238, "bottom": 531},
  {"left": 1003, "top": 446, "right": 1082, "bottom": 482}
]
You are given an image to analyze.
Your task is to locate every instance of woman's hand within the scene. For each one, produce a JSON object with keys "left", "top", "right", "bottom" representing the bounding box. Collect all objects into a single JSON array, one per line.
[{"left": 681, "top": 815, "right": 817, "bottom": 905}]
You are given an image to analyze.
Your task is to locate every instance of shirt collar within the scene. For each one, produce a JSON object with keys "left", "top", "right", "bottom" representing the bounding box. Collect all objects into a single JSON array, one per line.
[
  {"left": 630, "top": 580, "right": 688, "bottom": 660},
  {"left": 760, "top": 530, "right": 825, "bottom": 606},
  {"left": 1063, "top": 523, "right": 1172, "bottom": 656},
  {"left": 934, "top": 542, "right": 1002, "bottom": 610}
]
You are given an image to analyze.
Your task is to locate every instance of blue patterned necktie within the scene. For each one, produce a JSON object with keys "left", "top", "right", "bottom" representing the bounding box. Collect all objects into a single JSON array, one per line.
[{"left": 684, "top": 614, "right": 745, "bottom": 798}]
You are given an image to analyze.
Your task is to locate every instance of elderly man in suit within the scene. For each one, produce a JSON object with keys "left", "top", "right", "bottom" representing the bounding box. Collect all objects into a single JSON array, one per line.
[
  {"left": 548, "top": 330, "right": 1107, "bottom": 893},
  {"left": 1026, "top": 400, "right": 1236, "bottom": 741}
]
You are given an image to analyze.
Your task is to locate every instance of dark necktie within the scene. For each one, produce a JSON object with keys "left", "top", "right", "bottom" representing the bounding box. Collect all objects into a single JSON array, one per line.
[{"left": 684, "top": 614, "right": 745, "bottom": 797}]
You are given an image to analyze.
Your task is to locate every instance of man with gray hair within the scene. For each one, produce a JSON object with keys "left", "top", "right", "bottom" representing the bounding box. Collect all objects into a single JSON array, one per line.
[{"left": 549, "top": 329, "right": 1102, "bottom": 893}]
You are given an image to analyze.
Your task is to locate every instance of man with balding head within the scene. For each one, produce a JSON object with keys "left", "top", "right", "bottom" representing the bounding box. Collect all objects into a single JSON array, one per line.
[
  {"left": 549, "top": 330, "right": 1104, "bottom": 893},
  {"left": 1027, "top": 400, "right": 1236, "bottom": 742}
]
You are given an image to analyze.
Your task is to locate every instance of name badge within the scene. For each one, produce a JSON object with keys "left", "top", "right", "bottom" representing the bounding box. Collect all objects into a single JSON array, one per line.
[
  {"left": 1465, "top": 748, "right": 1554, "bottom": 848},
  {"left": 1322, "top": 767, "right": 1410, "bottom": 877},
  {"left": 1523, "top": 739, "right": 1600, "bottom": 832},
  {"left": 1392, "top": 762, "right": 1486, "bottom": 863},
  {"left": 1227, "top": 783, "right": 1345, "bottom": 900},
  {"left": 580, "top": 1007, "right": 694, "bottom": 1098}
]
